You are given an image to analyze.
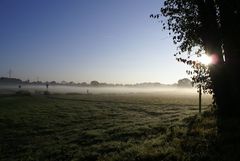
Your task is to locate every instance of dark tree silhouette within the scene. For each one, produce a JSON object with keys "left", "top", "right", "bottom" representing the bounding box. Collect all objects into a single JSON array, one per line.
[
  {"left": 177, "top": 78, "right": 192, "bottom": 87},
  {"left": 151, "top": 0, "right": 240, "bottom": 115},
  {"left": 90, "top": 80, "right": 100, "bottom": 86}
]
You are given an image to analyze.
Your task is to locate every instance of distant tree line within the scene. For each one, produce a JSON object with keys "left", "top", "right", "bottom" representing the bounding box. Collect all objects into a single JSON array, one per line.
[
  {"left": 0, "top": 77, "right": 22, "bottom": 84},
  {"left": 0, "top": 77, "right": 192, "bottom": 88}
]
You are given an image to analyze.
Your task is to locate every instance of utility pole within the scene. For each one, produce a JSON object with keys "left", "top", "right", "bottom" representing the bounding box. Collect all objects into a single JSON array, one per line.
[
  {"left": 8, "top": 69, "right": 12, "bottom": 78},
  {"left": 198, "top": 84, "right": 202, "bottom": 114}
]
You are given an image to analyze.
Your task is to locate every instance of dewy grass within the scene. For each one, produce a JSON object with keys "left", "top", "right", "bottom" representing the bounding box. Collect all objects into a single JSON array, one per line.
[{"left": 0, "top": 93, "right": 215, "bottom": 161}]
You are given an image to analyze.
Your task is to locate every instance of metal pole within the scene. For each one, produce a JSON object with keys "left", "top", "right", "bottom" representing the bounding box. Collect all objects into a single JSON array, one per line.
[{"left": 199, "top": 84, "right": 202, "bottom": 114}]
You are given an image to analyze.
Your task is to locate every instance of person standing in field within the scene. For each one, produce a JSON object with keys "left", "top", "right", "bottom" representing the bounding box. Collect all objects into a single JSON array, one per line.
[{"left": 46, "top": 83, "right": 49, "bottom": 90}]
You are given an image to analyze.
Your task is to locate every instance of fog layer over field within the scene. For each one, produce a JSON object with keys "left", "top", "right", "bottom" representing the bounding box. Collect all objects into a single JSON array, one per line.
[{"left": 0, "top": 84, "right": 205, "bottom": 95}]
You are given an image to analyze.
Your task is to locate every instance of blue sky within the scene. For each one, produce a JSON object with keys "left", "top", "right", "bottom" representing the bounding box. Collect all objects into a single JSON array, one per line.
[{"left": 0, "top": 0, "right": 189, "bottom": 84}]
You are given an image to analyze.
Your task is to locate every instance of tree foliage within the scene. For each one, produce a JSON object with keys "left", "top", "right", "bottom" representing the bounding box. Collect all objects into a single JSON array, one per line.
[
  {"left": 151, "top": 0, "right": 240, "bottom": 112},
  {"left": 151, "top": 0, "right": 220, "bottom": 94}
]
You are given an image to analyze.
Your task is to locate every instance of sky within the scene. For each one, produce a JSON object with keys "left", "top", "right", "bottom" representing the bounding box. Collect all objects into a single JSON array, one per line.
[{"left": 0, "top": 0, "right": 190, "bottom": 84}]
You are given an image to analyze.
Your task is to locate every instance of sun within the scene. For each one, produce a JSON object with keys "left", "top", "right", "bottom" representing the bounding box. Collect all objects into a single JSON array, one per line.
[{"left": 198, "top": 54, "right": 212, "bottom": 65}]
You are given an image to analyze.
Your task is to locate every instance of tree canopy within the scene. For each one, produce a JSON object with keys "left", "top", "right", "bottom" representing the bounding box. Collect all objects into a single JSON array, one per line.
[
  {"left": 151, "top": 0, "right": 240, "bottom": 114},
  {"left": 177, "top": 78, "right": 192, "bottom": 87}
]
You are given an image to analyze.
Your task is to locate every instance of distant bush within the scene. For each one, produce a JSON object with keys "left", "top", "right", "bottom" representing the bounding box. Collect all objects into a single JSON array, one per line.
[{"left": 15, "top": 90, "right": 31, "bottom": 96}]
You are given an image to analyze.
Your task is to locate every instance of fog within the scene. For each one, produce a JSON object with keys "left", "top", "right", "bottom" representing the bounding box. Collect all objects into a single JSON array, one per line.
[{"left": 0, "top": 84, "right": 203, "bottom": 96}]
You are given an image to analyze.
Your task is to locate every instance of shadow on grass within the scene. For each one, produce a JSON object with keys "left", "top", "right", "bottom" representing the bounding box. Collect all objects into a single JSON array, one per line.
[
  {"left": 179, "top": 110, "right": 218, "bottom": 161},
  {"left": 178, "top": 109, "right": 240, "bottom": 161},
  {"left": 214, "top": 113, "right": 240, "bottom": 161}
]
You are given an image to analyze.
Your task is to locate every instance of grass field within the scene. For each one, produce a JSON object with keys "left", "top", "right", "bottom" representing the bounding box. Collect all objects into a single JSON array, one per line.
[{"left": 0, "top": 93, "right": 216, "bottom": 161}]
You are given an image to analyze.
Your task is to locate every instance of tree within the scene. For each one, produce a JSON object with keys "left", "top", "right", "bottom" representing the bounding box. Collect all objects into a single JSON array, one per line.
[
  {"left": 90, "top": 80, "right": 100, "bottom": 86},
  {"left": 177, "top": 78, "right": 192, "bottom": 87},
  {"left": 151, "top": 0, "right": 240, "bottom": 115}
]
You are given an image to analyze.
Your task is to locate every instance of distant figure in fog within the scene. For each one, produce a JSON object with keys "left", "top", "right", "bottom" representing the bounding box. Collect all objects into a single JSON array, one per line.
[
  {"left": 18, "top": 85, "right": 21, "bottom": 89},
  {"left": 87, "top": 89, "right": 89, "bottom": 94}
]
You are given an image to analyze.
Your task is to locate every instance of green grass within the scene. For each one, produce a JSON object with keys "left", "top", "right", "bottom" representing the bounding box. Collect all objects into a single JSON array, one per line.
[{"left": 0, "top": 93, "right": 215, "bottom": 161}]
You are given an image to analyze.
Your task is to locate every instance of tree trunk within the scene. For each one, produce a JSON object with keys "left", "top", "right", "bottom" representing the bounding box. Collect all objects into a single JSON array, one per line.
[
  {"left": 218, "top": 0, "right": 240, "bottom": 116},
  {"left": 197, "top": 0, "right": 234, "bottom": 115}
]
